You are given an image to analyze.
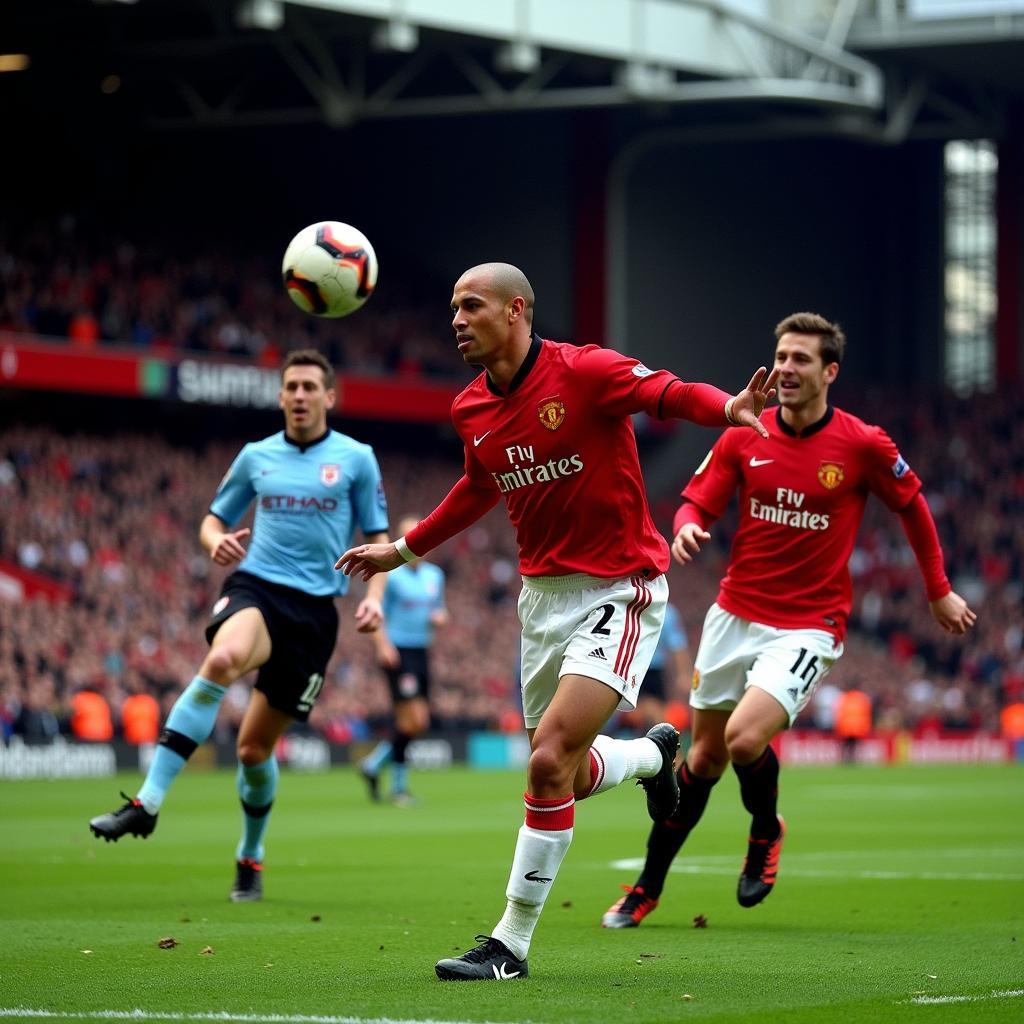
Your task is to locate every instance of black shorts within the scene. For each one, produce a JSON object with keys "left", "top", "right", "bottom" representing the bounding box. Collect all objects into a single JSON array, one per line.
[
  {"left": 205, "top": 570, "right": 338, "bottom": 722},
  {"left": 385, "top": 647, "right": 431, "bottom": 703},
  {"left": 642, "top": 667, "right": 667, "bottom": 701}
]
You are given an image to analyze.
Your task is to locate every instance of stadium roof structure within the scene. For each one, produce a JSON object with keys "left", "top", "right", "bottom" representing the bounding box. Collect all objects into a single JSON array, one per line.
[{"left": 6, "top": 0, "right": 1024, "bottom": 141}]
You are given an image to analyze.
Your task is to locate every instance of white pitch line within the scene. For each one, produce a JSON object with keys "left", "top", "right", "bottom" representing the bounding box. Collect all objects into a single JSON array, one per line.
[
  {"left": 0, "top": 1012, "right": 521, "bottom": 1024},
  {"left": 608, "top": 858, "right": 1024, "bottom": 881},
  {"left": 901, "top": 989, "right": 1024, "bottom": 1005}
]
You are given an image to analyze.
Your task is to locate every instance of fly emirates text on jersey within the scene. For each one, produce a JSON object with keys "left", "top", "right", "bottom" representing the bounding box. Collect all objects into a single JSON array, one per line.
[
  {"left": 491, "top": 444, "right": 585, "bottom": 495},
  {"left": 748, "top": 488, "right": 831, "bottom": 530}
]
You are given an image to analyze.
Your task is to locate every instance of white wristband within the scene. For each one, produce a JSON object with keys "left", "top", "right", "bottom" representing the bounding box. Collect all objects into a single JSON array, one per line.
[
  {"left": 724, "top": 397, "right": 739, "bottom": 426},
  {"left": 394, "top": 535, "right": 420, "bottom": 563}
]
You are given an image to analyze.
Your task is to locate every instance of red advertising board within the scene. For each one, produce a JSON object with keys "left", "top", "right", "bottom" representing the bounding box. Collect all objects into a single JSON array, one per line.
[
  {"left": 777, "top": 730, "right": 1015, "bottom": 765},
  {"left": 0, "top": 335, "right": 463, "bottom": 423}
]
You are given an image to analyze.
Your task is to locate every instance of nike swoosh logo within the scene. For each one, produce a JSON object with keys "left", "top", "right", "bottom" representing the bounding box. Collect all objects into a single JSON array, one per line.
[
  {"left": 749, "top": 457, "right": 774, "bottom": 467},
  {"left": 524, "top": 869, "right": 552, "bottom": 882},
  {"left": 473, "top": 431, "right": 491, "bottom": 447},
  {"left": 493, "top": 963, "right": 522, "bottom": 980}
]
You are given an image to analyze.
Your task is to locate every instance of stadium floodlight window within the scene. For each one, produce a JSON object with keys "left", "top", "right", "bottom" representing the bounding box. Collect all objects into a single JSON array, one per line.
[{"left": 944, "top": 140, "right": 997, "bottom": 395}]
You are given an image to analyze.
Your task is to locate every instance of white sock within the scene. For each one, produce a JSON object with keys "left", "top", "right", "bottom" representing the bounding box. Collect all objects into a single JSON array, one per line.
[
  {"left": 586, "top": 734, "right": 663, "bottom": 797},
  {"left": 491, "top": 823, "right": 573, "bottom": 960}
]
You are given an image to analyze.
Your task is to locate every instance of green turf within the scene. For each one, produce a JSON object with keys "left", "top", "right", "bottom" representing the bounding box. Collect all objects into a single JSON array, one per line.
[{"left": 1, "top": 762, "right": 1021, "bottom": 1024}]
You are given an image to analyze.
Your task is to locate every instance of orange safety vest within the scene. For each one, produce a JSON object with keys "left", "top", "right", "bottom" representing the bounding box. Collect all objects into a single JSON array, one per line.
[
  {"left": 70, "top": 690, "right": 114, "bottom": 742},
  {"left": 1000, "top": 702, "right": 1024, "bottom": 740},
  {"left": 834, "top": 690, "right": 872, "bottom": 739},
  {"left": 122, "top": 693, "right": 161, "bottom": 744}
]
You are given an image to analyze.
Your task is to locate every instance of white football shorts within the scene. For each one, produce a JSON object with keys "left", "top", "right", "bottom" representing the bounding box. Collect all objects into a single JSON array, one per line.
[
  {"left": 690, "top": 603, "right": 843, "bottom": 726},
  {"left": 518, "top": 572, "right": 668, "bottom": 729}
]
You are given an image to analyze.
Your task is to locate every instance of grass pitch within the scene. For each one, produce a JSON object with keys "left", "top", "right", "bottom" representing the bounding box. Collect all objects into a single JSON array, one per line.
[{"left": 1, "top": 762, "right": 1021, "bottom": 1024}]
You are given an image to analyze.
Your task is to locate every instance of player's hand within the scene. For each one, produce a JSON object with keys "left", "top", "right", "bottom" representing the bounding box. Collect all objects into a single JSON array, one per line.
[
  {"left": 210, "top": 528, "right": 251, "bottom": 566},
  {"left": 335, "top": 542, "right": 404, "bottom": 580},
  {"left": 354, "top": 595, "right": 384, "bottom": 634},
  {"left": 929, "top": 591, "right": 977, "bottom": 635},
  {"left": 671, "top": 522, "right": 711, "bottom": 566},
  {"left": 375, "top": 638, "right": 400, "bottom": 668},
  {"left": 727, "top": 366, "right": 779, "bottom": 438}
]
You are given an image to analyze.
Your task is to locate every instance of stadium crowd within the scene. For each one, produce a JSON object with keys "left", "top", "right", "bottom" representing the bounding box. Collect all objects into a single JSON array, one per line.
[
  {"left": 0, "top": 426, "right": 521, "bottom": 746},
  {"left": 0, "top": 219, "right": 469, "bottom": 380},
  {"left": 1, "top": 378, "right": 1021, "bottom": 748}
]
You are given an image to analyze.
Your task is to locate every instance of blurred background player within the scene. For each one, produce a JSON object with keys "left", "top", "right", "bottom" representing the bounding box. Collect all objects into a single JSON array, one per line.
[
  {"left": 337, "top": 262, "right": 777, "bottom": 981},
  {"left": 89, "top": 350, "right": 391, "bottom": 902},
  {"left": 602, "top": 312, "right": 976, "bottom": 928},
  {"left": 632, "top": 600, "right": 692, "bottom": 734},
  {"left": 360, "top": 514, "right": 449, "bottom": 805}
]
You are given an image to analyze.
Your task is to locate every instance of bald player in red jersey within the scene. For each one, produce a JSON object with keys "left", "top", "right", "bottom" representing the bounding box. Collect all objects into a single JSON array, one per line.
[
  {"left": 601, "top": 311, "right": 977, "bottom": 930},
  {"left": 336, "top": 262, "right": 777, "bottom": 981}
]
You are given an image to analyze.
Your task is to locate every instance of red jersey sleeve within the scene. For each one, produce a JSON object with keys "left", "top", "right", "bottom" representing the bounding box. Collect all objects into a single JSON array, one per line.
[
  {"left": 897, "top": 491, "right": 952, "bottom": 601},
  {"left": 672, "top": 501, "right": 714, "bottom": 536},
  {"left": 573, "top": 345, "right": 730, "bottom": 423},
  {"left": 681, "top": 433, "right": 741, "bottom": 519},
  {"left": 405, "top": 447, "right": 501, "bottom": 556},
  {"left": 863, "top": 426, "right": 923, "bottom": 511}
]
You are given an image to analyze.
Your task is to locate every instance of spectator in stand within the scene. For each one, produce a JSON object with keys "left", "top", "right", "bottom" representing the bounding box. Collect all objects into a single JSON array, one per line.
[
  {"left": 12, "top": 675, "right": 63, "bottom": 744},
  {"left": 833, "top": 679, "right": 872, "bottom": 762}
]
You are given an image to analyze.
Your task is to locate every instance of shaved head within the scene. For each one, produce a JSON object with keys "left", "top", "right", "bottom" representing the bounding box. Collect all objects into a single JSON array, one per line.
[{"left": 459, "top": 262, "right": 535, "bottom": 325}]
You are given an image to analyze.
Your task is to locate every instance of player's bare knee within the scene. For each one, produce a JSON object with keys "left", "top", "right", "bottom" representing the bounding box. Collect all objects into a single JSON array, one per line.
[
  {"left": 527, "top": 744, "right": 573, "bottom": 793},
  {"left": 688, "top": 744, "right": 729, "bottom": 778},
  {"left": 725, "top": 729, "right": 767, "bottom": 766},
  {"left": 204, "top": 644, "right": 245, "bottom": 683},
  {"left": 237, "top": 741, "right": 271, "bottom": 766}
]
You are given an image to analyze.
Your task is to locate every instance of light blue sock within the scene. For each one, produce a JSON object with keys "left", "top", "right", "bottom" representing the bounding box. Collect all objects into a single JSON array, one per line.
[
  {"left": 391, "top": 761, "right": 409, "bottom": 795},
  {"left": 137, "top": 676, "right": 226, "bottom": 814},
  {"left": 362, "top": 740, "right": 393, "bottom": 775},
  {"left": 236, "top": 755, "right": 279, "bottom": 863}
]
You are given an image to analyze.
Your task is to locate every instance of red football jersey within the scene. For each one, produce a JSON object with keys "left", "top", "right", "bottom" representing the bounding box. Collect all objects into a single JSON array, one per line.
[
  {"left": 412, "top": 337, "right": 728, "bottom": 578},
  {"left": 683, "top": 405, "right": 922, "bottom": 640}
]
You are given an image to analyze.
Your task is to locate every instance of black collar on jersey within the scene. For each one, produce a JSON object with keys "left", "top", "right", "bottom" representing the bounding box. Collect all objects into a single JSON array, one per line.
[
  {"left": 776, "top": 403, "right": 834, "bottom": 438},
  {"left": 284, "top": 427, "right": 330, "bottom": 453},
  {"left": 485, "top": 333, "right": 543, "bottom": 397}
]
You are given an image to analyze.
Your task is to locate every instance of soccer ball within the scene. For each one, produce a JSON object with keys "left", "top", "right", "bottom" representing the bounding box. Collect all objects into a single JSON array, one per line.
[{"left": 282, "top": 221, "right": 378, "bottom": 318}]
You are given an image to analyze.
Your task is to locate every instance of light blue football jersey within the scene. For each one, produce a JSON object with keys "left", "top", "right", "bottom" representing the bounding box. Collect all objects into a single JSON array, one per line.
[
  {"left": 381, "top": 561, "right": 447, "bottom": 648},
  {"left": 649, "top": 602, "right": 688, "bottom": 670},
  {"left": 209, "top": 430, "right": 389, "bottom": 596}
]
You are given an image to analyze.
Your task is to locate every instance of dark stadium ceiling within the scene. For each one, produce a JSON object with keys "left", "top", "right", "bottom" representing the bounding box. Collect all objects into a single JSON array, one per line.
[{"left": 4, "top": 0, "right": 1024, "bottom": 143}]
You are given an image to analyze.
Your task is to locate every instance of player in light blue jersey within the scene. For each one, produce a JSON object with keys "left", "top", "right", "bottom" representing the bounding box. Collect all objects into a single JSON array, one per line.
[
  {"left": 634, "top": 601, "right": 691, "bottom": 732},
  {"left": 360, "top": 516, "right": 448, "bottom": 805},
  {"left": 90, "top": 350, "right": 391, "bottom": 901}
]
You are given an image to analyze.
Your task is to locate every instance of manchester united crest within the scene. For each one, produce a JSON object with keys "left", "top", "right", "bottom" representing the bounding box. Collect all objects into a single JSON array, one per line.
[
  {"left": 692, "top": 668, "right": 701, "bottom": 691},
  {"left": 538, "top": 398, "right": 566, "bottom": 431},
  {"left": 817, "top": 461, "right": 844, "bottom": 489},
  {"left": 320, "top": 463, "right": 340, "bottom": 486}
]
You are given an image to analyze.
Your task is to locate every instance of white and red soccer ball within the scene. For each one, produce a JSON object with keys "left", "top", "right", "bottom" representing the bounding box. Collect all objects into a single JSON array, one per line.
[{"left": 282, "top": 221, "right": 378, "bottom": 318}]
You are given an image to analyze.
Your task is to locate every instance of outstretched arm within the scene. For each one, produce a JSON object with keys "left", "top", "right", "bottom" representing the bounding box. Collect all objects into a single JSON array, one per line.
[
  {"left": 335, "top": 473, "right": 500, "bottom": 581},
  {"left": 660, "top": 367, "right": 779, "bottom": 439}
]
